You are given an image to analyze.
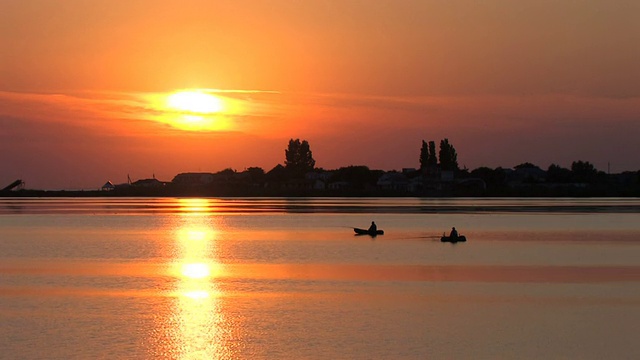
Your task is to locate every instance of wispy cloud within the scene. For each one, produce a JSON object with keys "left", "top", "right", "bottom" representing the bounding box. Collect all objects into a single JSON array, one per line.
[{"left": 0, "top": 89, "right": 288, "bottom": 136}]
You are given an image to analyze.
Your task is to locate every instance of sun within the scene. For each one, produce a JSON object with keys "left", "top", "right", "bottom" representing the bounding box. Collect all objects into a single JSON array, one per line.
[
  {"left": 167, "top": 90, "right": 224, "bottom": 113},
  {"left": 155, "top": 89, "right": 235, "bottom": 131}
]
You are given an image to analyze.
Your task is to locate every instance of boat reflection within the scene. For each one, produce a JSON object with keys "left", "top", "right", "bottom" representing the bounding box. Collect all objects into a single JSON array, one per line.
[{"left": 164, "top": 198, "right": 236, "bottom": 359}]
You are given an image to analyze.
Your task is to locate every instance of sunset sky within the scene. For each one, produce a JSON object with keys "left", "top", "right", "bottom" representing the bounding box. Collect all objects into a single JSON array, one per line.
[{"left": 1, "top": 0, "right": 639, "bottom": 190}]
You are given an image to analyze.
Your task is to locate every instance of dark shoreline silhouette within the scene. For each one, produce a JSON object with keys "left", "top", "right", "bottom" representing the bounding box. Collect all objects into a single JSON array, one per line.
[
  {"left": 2, "top": 165, "right": 639, "bottom": 198},
  {"left": 3, "top": 138, "right": 639, "bottom": 197}
]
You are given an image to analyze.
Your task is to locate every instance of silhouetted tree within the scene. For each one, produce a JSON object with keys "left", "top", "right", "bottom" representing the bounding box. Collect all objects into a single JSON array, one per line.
[
  {"left": 243, "top": 167, "right": 265, "bottom": 182},
  {"left": 419, "top": 141, "right": 429, "bottom": 170},
  {"left": 330, "top": 166, "right": 381, "bottom": 189},
  {"left": 428, "top": 141, "right": 437, "bottom": 166},
  {"left": 438, "top": 138, "right": 458, "bottom": 171},
  {"left": 215, "top": 168, "right": 236, "bottom": 180},
  {"left": 245, "top": 167, "right": 264, "bottom": 175},
  {"left": 571, "top": 161, "right": 600, "bottom": 183},
  {"left": 420, "top": 140, "right": 438, "bottom": 170},
  {"left": 285, "top": 138, "right": 316, "bottom": 176},
  {"left": 514, "top": 162, "right": 540, "bottom": 170},
  {"left": 512, "top": 163, "right": 545, "bottom": 183},
  {"left": 547, "top": 164, "right": 571, "bottom": 183},
  {"left": 470, "top": 166, "right": 507, "bottom": 189}
]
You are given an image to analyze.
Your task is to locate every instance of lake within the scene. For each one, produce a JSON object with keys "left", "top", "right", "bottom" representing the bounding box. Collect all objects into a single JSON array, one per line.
[{"left": 1, "top": 197, "right": 639, "bottom": 359}]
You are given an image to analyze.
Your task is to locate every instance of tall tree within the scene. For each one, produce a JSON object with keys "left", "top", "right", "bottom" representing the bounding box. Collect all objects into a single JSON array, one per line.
[
  {"left": 285, "top": 138, "right": 316, "bottom": 175},
  {"left": 420, "top": 140, "right": 439, "bottom": 170},
  {"left": 438, "top": 138, "right": 459, "bottom": 171},
  {"left": 428, "top": 141, "right": 438, "bottom": 167},
  {"left": 419, "top": 140, "right": 429, "bottom": 170}
]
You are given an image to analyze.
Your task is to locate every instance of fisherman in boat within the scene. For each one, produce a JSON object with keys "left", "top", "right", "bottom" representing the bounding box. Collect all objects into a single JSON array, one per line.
[
  {"left": 368, "top": 221, "right": 377, "bottom": 233},
  {"left": 449, "top": 227, "right": 458, "bottom": 239}
]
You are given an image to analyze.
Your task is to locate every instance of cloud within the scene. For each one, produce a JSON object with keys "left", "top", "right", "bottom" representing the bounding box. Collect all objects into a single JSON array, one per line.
[{"left": 0, "top": 89, "right": 288, "bottom": 136}]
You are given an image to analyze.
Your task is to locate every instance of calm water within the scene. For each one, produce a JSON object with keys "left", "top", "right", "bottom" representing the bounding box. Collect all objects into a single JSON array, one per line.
[{"left": 1, "top": 197, "right": 639, "bottom": 359}]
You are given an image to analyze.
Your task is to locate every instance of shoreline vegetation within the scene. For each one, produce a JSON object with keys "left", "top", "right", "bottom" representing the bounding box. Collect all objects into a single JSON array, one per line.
[
  {"left": 3, "top": 165, "right": 639, "bottom": 198},
  {"left": 3, "top": 138, "right": 639, "bottom": 197}
]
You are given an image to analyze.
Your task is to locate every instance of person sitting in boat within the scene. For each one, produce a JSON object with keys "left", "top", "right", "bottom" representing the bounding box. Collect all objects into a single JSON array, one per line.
[
  {"left": 368, "top": 221, "right": 377, "bottom": 233},
  {"left": 449, "top": 227, "right": 458, "bottom": 239}
]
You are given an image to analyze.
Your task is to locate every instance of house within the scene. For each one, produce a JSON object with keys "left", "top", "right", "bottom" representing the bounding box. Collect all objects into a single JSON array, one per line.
[
  {"left": 172, "top": 172, "right": 215, "bottom": 186},
  {"left": 440, "top": 171, "right": 455, "bottom": 182},
  {"left": 132, "top": 178, "right": 164, "bottom": 188},
  {"left": 328, "top": 181, "right": 349, "bottom": 190},
  {"left": 101, "top": 181, "right": 115, "bottom": 191},
  {"left": 377, "top": 172, "right": 409, "bottom": 191}
]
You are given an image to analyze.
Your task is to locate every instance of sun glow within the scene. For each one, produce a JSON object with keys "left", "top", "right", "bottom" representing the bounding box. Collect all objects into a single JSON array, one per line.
[
  {"left": 167, "top": 91, "right": 223, "bottom": 114},
  {"left": 154, "top": 89, "right": 236, "bottom": 132}
]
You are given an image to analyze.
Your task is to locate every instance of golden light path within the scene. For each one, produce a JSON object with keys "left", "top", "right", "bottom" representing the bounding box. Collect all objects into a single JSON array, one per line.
[{"left": 169, "top": 198, "right": 234, "bottom": 359}]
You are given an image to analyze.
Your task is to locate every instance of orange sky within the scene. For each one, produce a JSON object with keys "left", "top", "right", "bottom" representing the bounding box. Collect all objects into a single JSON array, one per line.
[{"left": 1, "top": 0, "right": 639, "bottom": 189}]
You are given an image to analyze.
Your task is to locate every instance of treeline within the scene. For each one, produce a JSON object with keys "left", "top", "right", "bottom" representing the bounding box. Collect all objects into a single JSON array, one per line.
[
  {"left": 3, "top": 138, "right": 639, "bottom": 197},
  {"left": 464, "top": 162, "right": 640, "bottom": 197},
  {"left": 159, "top": 138, "right": 640, "bottom": 197}
]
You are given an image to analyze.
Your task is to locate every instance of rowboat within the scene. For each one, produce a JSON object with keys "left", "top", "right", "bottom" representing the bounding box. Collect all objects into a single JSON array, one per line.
[
  {"left": 354, "top": 228, "right": 384, "bottom": 236},
  {"left": 440, "top": 235, "right": 466, "bottom": 243}
]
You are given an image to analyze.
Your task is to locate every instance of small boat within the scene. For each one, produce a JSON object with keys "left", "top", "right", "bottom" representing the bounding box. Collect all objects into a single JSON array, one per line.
[
  {"left": 440, "top": 235, "right": 466, "bottom": 243},
  {"left": 354, "top": 228, "right": 384, "bottom": 236}
]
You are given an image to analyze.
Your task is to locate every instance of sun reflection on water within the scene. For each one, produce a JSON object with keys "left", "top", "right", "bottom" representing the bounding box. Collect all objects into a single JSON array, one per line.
[
  {"left": 164, "top": 198, "right": 236, "bottom": 359},
  {"left": 181, "top": 262, "right": 212, "bottom": 279},
  {"left": 178, "top": 198, "right": 213, "bottom": 215}
]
